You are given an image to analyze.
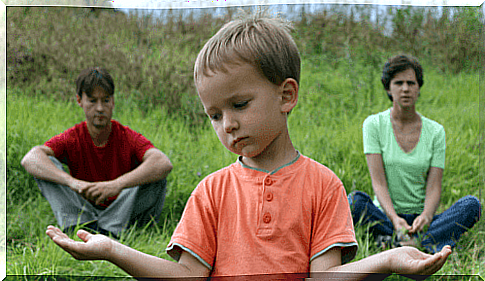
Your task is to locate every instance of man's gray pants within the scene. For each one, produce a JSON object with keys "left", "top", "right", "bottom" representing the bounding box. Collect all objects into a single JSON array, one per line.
[{"left": 35, "top": 157, "right": 167, "bottom": 237}]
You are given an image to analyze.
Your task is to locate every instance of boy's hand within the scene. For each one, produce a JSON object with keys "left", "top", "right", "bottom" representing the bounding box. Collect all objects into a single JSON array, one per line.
[
  {"left": 388, "top": 245, "right": 451, "bottom": 275},
  {"left": 46, "top": 225, "right": 113, "bottom": 260}
]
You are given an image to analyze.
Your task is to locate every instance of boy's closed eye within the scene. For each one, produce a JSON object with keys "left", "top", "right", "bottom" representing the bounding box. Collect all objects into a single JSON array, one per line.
[
  {"left": 209, "top": 113, "right": 222, "bottom": 121},
  {"left": 234, "top": 100, "right": 249, "bottom": 109}
]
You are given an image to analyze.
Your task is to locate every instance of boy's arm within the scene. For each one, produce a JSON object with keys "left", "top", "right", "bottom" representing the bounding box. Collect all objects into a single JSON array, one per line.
[
  {"left": 46, "top": 226, "right": 210, "bottom": 279},
  {"left": 309, "top": 246, "right": 451, "bottom": 280}
]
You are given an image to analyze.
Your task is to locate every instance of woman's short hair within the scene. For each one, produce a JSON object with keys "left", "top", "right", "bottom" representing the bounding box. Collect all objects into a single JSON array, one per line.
[
  {"left": 381, "top": 55, "right": 424, "bottom": 101},
  {"left": 76, "top": 67, "right": 115, "bottom": 98},
  {"left": 194, "top": 10, "right": 301, "bottom": 87}
]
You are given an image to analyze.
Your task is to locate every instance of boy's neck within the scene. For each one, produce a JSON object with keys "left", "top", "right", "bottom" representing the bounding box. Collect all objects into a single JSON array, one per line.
[{"left": 240, "top": 131, "right": 298, "bottom": 173}]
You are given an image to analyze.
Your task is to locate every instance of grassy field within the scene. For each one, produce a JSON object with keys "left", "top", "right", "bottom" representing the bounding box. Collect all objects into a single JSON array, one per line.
[{"left": 6, "top": 56, "right": 482, "bottom": 279}]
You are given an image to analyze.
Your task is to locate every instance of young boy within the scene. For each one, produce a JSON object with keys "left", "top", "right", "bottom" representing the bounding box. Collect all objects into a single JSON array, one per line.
[{"left": 46, "top": 13, "right": 451, "bottom": 279}]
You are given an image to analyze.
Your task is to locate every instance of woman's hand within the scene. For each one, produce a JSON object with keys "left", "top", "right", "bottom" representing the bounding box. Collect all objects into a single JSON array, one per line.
[
  {"left": 392, "top": 216, "right": 412, "bottom": 234},
  {"left": 409, "top": 214, "right": 432, "bottom": 234},
  {"left": 46, "top": 225, "right": 113, "bottom": 260}
]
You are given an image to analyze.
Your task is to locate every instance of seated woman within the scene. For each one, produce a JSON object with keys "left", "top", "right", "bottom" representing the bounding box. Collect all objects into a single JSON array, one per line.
[{"left": 349, "top": 54, "right": 480, "bottom": 254}]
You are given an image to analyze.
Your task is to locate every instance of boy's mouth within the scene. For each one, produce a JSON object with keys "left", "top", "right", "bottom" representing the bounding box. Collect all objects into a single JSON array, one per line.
[{"left": 232, "top": 137, "right": 248, "bottom": 146}]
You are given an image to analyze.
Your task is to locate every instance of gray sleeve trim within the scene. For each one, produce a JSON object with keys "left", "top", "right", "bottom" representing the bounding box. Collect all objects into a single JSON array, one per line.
[
  {"left": 166, "top": 243, "right": 213, "bottom": 271},
  {"left": 310, "top": 242, "right": 359, "bottom": 263}
]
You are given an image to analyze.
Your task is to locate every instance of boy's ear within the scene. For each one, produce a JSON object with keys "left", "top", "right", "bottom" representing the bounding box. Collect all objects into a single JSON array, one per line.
[{"left": 280, "top": 78, "right": 298, "bottom": 113}]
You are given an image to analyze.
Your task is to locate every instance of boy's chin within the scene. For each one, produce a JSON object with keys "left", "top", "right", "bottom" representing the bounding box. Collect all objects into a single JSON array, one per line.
[{"left": 235, "top": 149, "right": 267, "bottom": 160}]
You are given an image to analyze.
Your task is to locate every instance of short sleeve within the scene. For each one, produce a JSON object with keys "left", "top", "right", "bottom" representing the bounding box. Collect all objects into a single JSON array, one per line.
[
  {"left": 310, "top": 173, "right": 358, "bottom": 264},
  {"left": 166, "top": 181, "right": 217, "bottom": 270},
  {"left": 363, "top": 115, "right": 381, "bottom": 154},
  {"left": 430, "top": 126, "right": 445, "bottom": 169},
  {"left": 45, "top": 129, "right": 76, "bottom": 163},
  {"left": 123, "top": 125, "right": 155, "bottom": 162}
]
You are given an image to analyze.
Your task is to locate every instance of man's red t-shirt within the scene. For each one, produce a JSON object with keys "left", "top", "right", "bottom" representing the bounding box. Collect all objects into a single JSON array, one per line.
[{"left": 45, "top": 120, "right": 155, "bottom": 207}]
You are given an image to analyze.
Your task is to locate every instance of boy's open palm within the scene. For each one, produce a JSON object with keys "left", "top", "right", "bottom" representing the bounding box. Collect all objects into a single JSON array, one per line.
[
  {"left": 389, "top": 246, "right": 451, "bottom": 275},
  {"left": 46, "top": 225, "right": 113, "bottom": 260}
]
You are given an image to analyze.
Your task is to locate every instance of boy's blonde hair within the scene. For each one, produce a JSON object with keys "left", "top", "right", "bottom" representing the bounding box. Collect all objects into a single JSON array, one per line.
[{"left": 194, "top": 9, "right": 301, "bottom": 86}]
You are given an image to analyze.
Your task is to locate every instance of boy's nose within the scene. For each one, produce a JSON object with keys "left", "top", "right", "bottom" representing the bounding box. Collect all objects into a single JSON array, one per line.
[{"left": 224, "top": 115, "right": 238, "bottom": 133}]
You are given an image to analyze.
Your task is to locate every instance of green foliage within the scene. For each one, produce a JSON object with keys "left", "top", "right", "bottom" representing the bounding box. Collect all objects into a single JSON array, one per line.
[{"left": 7, "top": 5, "right": 482, "bottom": 127}]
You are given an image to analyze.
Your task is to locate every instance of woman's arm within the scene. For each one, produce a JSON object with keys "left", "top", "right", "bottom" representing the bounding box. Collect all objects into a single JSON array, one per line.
[
  {"left": 365, "top": 154, "right": 411, "bottom": 232},
  {"left": 409, "top": 167, "right": 442, "bottom": 234}
]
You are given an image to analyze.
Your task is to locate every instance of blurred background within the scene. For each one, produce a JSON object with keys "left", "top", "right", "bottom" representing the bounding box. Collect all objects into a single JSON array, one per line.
[{"left": 6, "top": 2, "right": 483, "bottom": 126}]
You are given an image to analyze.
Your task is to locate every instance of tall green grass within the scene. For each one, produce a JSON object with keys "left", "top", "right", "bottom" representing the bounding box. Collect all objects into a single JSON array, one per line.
[{"left": 6, "top": 55, "right": 481, "bottom": 277}]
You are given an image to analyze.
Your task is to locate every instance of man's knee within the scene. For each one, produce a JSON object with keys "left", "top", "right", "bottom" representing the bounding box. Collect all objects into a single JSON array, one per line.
[{"left": 48, "top": 156, "right": 65, "bottom": 171}]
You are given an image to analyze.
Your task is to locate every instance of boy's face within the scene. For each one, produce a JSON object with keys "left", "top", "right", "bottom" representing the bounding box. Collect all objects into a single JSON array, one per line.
[
  {"left": 77, "top": 86, "right": 114, "bottom": 130},
  {"left": 196, "top": 62, "right": 291, "bottom": 159}
]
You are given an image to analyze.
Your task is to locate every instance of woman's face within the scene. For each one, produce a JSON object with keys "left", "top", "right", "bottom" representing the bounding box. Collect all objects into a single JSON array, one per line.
[{"left": 388, "top": 68, "right": 420, "bottom": 109}]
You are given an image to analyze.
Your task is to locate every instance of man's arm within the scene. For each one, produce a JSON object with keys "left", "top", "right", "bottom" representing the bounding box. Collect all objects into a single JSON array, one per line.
[
  {"left": 113, "top": 147, "right": 173, "bottom": 189},
  {"left": 22, "top": 145, "right": 100, "bottom": 195},
  {"left": 46, "top": 226, "right": 210, "bottom": 279},
  {"left": 366, "top": 154, "right": 411, "bottom": 233},
  {"left": 82, "top": 148, "right": 173, "bottom": 205},
  {"left": 310, "top": 245, "right": 451, "bottom": 280},
  {"left": 21, "top": 145, "right": 79, "bottom": 190},
  {"left": 409, "top": 167, "right": 442, "bottom": 234}
]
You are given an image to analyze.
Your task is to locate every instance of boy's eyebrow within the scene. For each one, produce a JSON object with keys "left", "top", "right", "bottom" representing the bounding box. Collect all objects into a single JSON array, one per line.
[
  {"left": 227, "top": 92, "right": 252, "bottom": 101},
  {"left": 203, "top": 92, "right": 252, "bottom": 112}
]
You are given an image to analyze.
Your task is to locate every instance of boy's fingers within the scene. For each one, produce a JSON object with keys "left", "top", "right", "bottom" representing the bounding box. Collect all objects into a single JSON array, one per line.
[
  {"left": 77, "top": 229, "right": 93, "bottom": 242},
  {"left": 423, "top": 248, "right": 449, "bottom": 275},
  {"left": 46, "top": 225, "right": 67, "bottom": 239}
]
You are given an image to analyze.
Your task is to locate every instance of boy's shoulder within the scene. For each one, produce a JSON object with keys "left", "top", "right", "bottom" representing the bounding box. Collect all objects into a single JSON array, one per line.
[{"left": 194, "top": 155, "right": 343, "bottom": 194}]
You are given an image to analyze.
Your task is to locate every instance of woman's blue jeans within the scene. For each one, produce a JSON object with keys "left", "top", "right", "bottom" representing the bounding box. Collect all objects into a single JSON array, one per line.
[{"left": 348, "top": 191, "right": 481, "bottom": 253}]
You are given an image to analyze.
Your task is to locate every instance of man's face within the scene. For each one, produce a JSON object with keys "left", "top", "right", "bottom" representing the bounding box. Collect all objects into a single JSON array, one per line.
[
  {"left": 77, "top": 87, "right": 114, "bottom": 130},
  {"left": 196, "top": 62, "right": 288, "bottom": 159}
]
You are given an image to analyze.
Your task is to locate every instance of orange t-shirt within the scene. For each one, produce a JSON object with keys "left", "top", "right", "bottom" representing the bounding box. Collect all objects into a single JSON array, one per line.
[{"left": 167, "top": 154, "right": 357, "bottom": 277}]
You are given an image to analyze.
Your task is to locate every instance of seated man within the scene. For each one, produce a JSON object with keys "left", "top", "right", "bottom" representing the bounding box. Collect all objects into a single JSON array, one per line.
[{"left": 21, "top": 67, "right": 173, "bottom": 238}]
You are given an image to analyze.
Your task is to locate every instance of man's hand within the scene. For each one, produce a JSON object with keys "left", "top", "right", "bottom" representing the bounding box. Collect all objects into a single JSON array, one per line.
[
  {"left": 82, "top": 181, "right": 122, "bottom": 205},
  {"left": 68, "top": 179, "right": 95, "bottom": 195},
  {"left": 69, "top": 179, "right": 122, "bottom": 205},
  {"left": 409, "top": 214, "right": 432, "bottom": 234},
  {"left": 388, "top": 245, "right": 451, "bottom": 275},
  {"left": 46, "top": 225, "right": 114, "bottom": 260}
]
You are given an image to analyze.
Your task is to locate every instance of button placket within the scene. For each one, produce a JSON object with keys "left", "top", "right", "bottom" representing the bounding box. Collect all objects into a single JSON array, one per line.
[
  {"left": 265, "top": 192, "right": 273, "bottom": 201},
  {"left": 261, "top": 176, "right": 275, "bottom": 225},
  {"left": 264, "top": 176, "right": 273, "bottom": 186},
  {"left": 262, "top": 212, "right": 272, "bottom": 223}
]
